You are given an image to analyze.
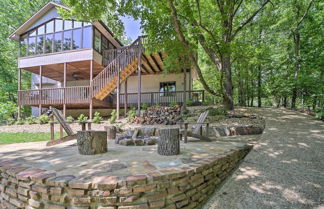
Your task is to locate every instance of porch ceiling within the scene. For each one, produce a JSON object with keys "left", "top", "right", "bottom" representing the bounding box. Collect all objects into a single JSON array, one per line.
[
  {"left": 139, "top": 52, "right": 166, "bottom": 74},
  {"left": 23, "top": 60, "right": 104, "bottom": 82}
]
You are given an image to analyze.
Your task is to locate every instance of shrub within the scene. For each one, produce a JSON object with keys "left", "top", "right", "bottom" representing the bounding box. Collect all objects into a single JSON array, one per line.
[
  {"left": 208, "top": 107, "right": 227, "bottom": 116},
  {"left": 25, "top": 116, "right": 37, "bottom": 124},
  {"left": 77, "top": 114, "right": 88, "bottom": 123},
  {"left": 92, "top": 112, "right": 103, "bottom": 123},
  {"left": 203, "top": 100, "right": 211, "bottom": 106},
  {"left": 315, "top": 107, "right": 324, "bottom": 120},
  {"left": 185, "top": 100, "right": 193, "bottom": 106},
  {"left": 6, "top": 118, "right": 15, "bottom": 125},
  {"left": 38, "top": 114, "right": 50, "bottom": 124},
  {"left": 141, "top": 103, "right": 148, "bottom": 110},
  {"left": 66, "top": 116, "right": 74, "bottom": 122},
  {"left": 15, "top": 118, "right": 24, "bottom": 125},
  {"left": 127, "top": 107, "right": 137, "bottom": 122},
  {"left": 154, "top": 103, "right": 160, "bottom": 107},
  {"left": 0, "top": 101, "right": 17, "bottom": 121},
  {"left": 169, "top": 101, "right": 178, "bottom": 107},
  {"left": 109, "top": 110, "right": 117, "bottom": 124}
]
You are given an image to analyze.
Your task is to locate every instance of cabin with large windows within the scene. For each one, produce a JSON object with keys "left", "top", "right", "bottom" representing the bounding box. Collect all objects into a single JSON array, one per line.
[{"left": 9, "top": 2, "right": 204, "bottom": 119}]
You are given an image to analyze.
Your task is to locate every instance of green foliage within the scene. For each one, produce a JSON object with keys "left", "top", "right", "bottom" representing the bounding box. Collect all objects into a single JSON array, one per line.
[
  {"left": 141, "top": 103, "right": 148, "bottom": 110},
  {"left": 0, "top": 101, "right": 17, "bottom": 121},
  {"left": 66, "top": 116, "right": 74, "bottom": 123},
  {"left": 6, "top": 118, "right": 15, "bottom": 125},
  {"left": 154, "top": 103, "right": 160, "bottom": 107},
  {"left": 169, "top": 101, "right": 178, "bottom": 107},
  {"left": 15, "top": 118, "right": 24, "bottom": 125},
  {"left": 208, "top": 108, "right": 227, "bottom": 116},
  {"left": 109, "top": 110, "right": 117, "bottom": 124},
  {"left": 185, "top": 100, "right": 193, "bottom": 106},
  {"left": 37, "top": 114, "right": 50, "bottom": 124},
  {"left": 127, "top": 107, "right": 137, "bottom": 122},
  {"left": 92, "top": 112, "right": 103, "bottom": 123},
  {"left": 315, "top": 107, "right": 324, "bottom": 121},
  {"left": 77, "top": 114, "right": 88, "bottom": 123},
  {"left": 25, "top": 116, "right": 37, "bottom": 125}
]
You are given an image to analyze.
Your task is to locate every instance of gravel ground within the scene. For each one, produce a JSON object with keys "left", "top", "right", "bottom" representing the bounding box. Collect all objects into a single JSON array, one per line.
[{"left": 203, "top": 107, "right": 324, "bottom": 209}]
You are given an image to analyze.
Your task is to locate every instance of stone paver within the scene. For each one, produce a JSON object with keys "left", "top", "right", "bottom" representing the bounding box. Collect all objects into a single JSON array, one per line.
[{"left": 203, "top": 108, "right": 324, "bottom": 209}]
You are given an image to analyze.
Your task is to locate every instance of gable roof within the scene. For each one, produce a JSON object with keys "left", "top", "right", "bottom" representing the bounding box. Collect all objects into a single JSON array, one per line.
[{"left": 9, "top": 2, "right": 69, "bottom": 41}]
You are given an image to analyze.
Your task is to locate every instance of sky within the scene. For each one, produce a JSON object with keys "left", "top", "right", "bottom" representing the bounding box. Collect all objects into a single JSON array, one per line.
[{"left": 120, "top": 16, "right": 142, "bottom": 41}]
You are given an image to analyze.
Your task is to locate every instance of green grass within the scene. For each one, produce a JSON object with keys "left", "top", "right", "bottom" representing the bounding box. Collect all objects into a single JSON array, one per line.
[{"left": 0, "top": 132, "right": 66, "bottom": 145}]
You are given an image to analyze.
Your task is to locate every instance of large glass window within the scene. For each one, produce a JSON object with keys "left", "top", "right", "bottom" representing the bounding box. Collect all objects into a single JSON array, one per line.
[
  {"left": 94, "top": 29, "right": 101, "bottom": 53},
  {"left": 54, "top": 32, "right": 62, "bottom": 52},
  {"left": 102, "top": 36, "right": 109, "bottom": 51},
  {"left": 82, "top": 26, "right": 92, "bottom": 48},
  {"left": 160, "top": 82, "right": 176, "bottom": 96},
  {"left": 64, "top": 20, "right": 72, "bottom": 30},
  {"left": 20, "top": 18, "right": 96, "bottom": 56},
  {"left": 55, "top": 19, "right": 63, "bottom": 32},
  {"left": 20, "top": 34, "right": 28, "bottom": 57},
  {"left": 63, "top": 30, "right": 72, "bottom": 51},
  {"left": 28, "top": 37, "right": 36, "bottom": 55},
  {"left": 45, "top": 34, "right": 53, "bottom": 53},
  {"left": 46, "top": 21, "right": 54, "bottom": 33},
  {"left": 72, "top": 28, "right": 82, "bottom": 49},
  {"left": 36, "top": 35, "right": 44, "bottom": 54}
]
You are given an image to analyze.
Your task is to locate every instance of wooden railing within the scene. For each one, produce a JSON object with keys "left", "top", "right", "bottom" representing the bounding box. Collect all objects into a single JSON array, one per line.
[
  {"left": 112, "top": 90, "right": 205, "bottom": 107},
  {"left": 93, "top": 36, "right": 145, "bottom": 96},
  {"left": 18, "top": 86, "right": 91, "bottom": 106}
]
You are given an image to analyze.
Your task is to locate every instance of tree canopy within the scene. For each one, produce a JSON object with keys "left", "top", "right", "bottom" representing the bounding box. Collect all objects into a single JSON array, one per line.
[{"left": 0, "top": 0, "right": 322, "bottom": 120}]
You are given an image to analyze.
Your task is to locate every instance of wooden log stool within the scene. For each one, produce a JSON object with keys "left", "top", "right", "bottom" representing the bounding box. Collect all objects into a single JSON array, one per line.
[
  {"left": 77, "top": 130, "right": 107, "bottom": 155},
  {"left": 158, "top": 127, "right": 180, "bottom": 156},
  {"left": 104, "top": 126, "right": 117, "bottom": 140}
]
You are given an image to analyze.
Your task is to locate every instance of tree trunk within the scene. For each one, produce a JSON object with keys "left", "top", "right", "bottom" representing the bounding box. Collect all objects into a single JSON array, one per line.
[
  {"left": 291, "top": 31, "right": 301, "bottom": 109},
  {"left": 283, "top": 97, "right": 287, "bottom": 108},
  {"left": 257, "top": 65, "right": 262, "bottom": 107},
  {"left": 158, "top": 128, "right": 180, "bottom": 156},
  {"left": 77, "top": 131, "right": 107, "bottom": 155},
  {"left": 105, "top": 126, "right": 116, "bottom": 140},
  {"left": 238, "top": 69, "right": 245, "bottom": 106},
  {"left": 222, "top": 56, "right": 234, "bottom": 110}
]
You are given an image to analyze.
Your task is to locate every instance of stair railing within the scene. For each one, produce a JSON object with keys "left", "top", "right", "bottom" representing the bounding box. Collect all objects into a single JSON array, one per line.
[{"left": 91, "top": 36, "right": 146, "bottom": 97}]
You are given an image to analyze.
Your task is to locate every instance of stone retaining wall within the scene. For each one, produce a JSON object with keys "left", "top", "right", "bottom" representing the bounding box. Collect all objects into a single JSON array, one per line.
[{"left": 0, "top": 145, "right": 251, "bottom": 209}]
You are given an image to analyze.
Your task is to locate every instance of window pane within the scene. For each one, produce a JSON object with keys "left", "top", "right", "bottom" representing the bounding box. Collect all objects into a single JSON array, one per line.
[
  {"left": 28, "top": 37, "right": 36, "bottom": 55},
  {"left": 94, "top": 29, "right": 101, "bottom": 53},
  {"left": 82, "top": 26, "right": 92, "bottom": 48},
  {"left": 160, "top": 82, "right": 176, "bottom": 96},
  {"left": 72, "top": 28, "right": 81, "bottom": 49},
  {"left": 55, "top": 19, "right": 63, "bottom": 32},
  {"left": 29, "top": 29, "right": 37, "bottom": 37},
  {"left": 36, "top": 35, "right": 44, "bottom": 54},
  {"left": 108, "top": 42, "right": 115, "bottom": 49},
  {"left": 54, "top": 32, "right": 62, "bottom": 52},
  {"left": 37, "top": 25, "right": 45, "bottom": 35},
  {"left": 74, "top": 21, "right": 82, "bottom": 28},
  {"left": 102, "top": 36, "right": 108, "bottom": 51},
  {"left": 84, "top": 22, "right": 91, "bottom": 26},
  {"left": 46, "top": 21, "right": 54, "bottom": 33},
  {"left": 20, "top": 35, "right": 28, "bottom": 57},
  {"left": 64, "top": 20, "right": 72, "bottom": 30},
  {"left": 63, "top": 30, "right": 72, "bottom": 50},
  {"left": 45, "top": 34, "right": 53, "bottom": 53}
]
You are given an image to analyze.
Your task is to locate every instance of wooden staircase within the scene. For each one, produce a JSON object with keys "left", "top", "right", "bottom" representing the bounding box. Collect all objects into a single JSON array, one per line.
[
  {"left": 94, "top": 58, "right": 138, "bottom": 100},
  {"left": 91, "top": 37, "right": 144, "bottom": 101}
]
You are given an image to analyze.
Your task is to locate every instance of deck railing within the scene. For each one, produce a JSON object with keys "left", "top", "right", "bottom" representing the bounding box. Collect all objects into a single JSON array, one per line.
[
  {"left": 112, "top": 90, "right": 205, "bottom": 106},
  {"left": 18, "top": 86, "right": 91, "bottom": 106},
  {"left": 92, "top": 36, "right": 145, "bottom": 97}
]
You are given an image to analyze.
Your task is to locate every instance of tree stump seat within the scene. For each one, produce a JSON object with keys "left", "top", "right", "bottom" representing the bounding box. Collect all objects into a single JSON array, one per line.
[{"left": 77, "top": 130, "right": 107, "bottom": 155}]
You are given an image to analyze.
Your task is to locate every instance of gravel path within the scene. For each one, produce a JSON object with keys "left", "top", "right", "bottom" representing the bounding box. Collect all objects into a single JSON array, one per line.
[{"left": 203, "top": 108, "right": 324, "bottom": 209}]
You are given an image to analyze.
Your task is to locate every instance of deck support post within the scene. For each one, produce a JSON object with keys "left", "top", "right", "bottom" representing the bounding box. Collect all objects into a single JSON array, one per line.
[
  {"left": 137, "top": 39, "right": 142, "bottom": 116},
  {"left": 18, "top": 68, "right": 21, "bottom": 119},
  {"left": 61, "top": 62, "right": 67, "bottom": 138},
  {"left": 182, "top": 69, "right": 187, "bottom": 112},
  {"left": 124, "top": 78, "right": 128, "bottom": 116},
  {"left": 38, "top": 66, "right": 43, "bottom": 116},
  {"left": 116, "top": 62, "right": 120, "bottom": 120},
  {"left": 89, "top": 60, "right": 93, "bottom": 120}
]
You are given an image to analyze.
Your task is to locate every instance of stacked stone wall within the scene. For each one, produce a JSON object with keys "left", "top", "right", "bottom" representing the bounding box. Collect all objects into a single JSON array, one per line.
[{"left": 0, "top": 145, "right": 251, "bottom": 209}]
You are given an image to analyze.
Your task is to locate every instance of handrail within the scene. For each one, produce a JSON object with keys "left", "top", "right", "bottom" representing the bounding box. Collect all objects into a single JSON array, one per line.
[{"left": 91, "top": 36, "right": 145, "bottom": 97}]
